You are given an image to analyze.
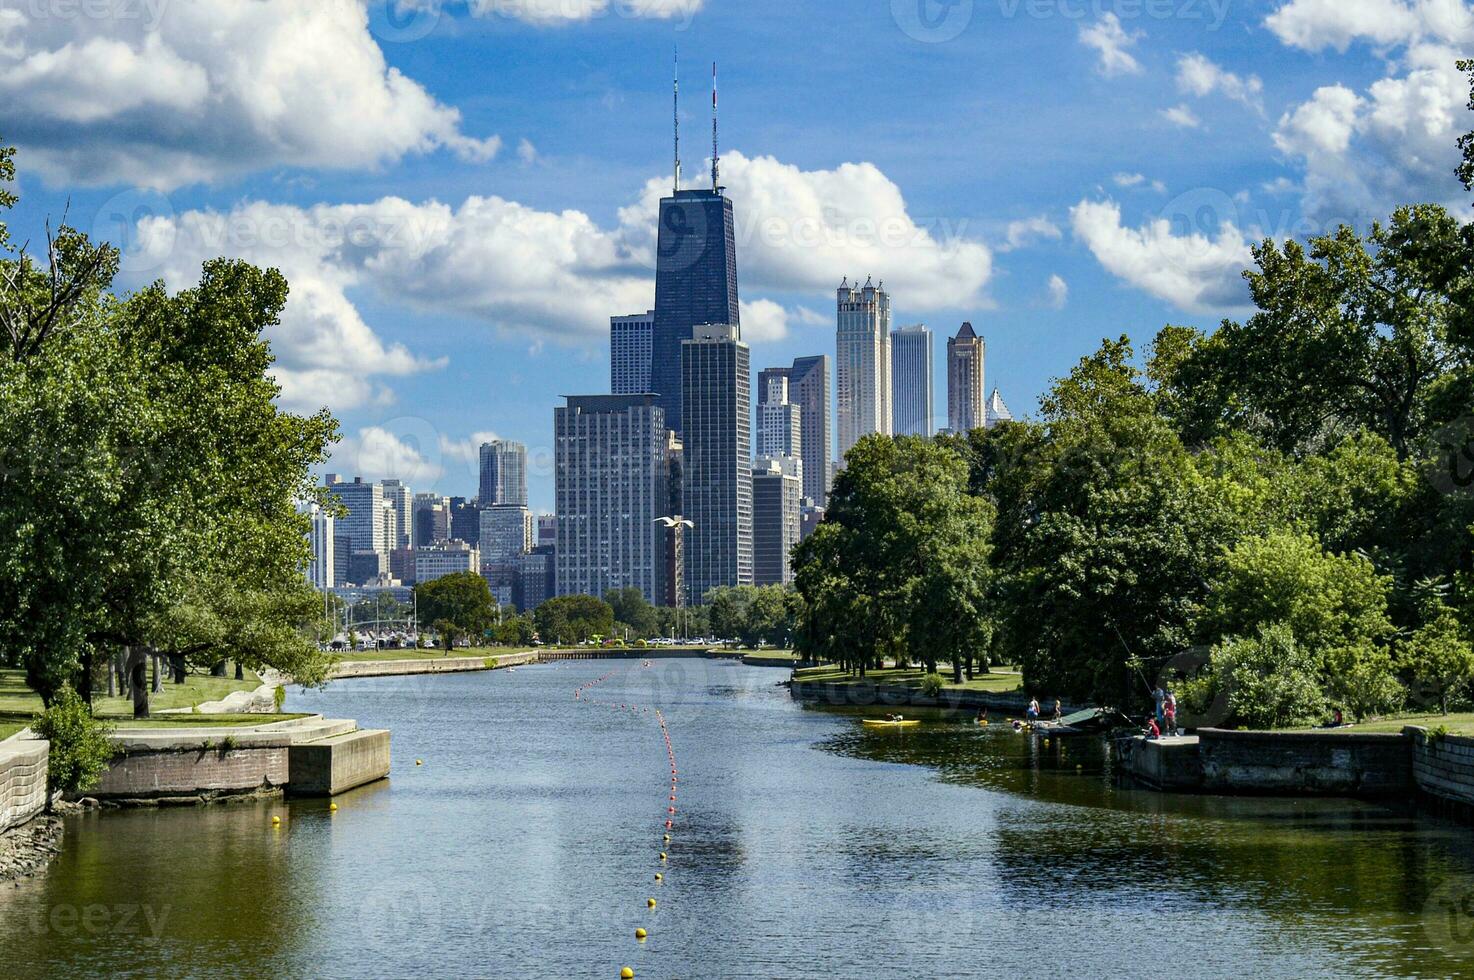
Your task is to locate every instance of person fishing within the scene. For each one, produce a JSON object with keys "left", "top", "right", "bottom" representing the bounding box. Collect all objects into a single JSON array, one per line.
[
  {"left": 976, "top": 707, "right": 989, "bottom": 725},
  {"left": 1153, "top": 686, "right": 1166, "bottom": 730},
  {"left": 1145, "top": 716, "right": 1161, "bottom": 740}
]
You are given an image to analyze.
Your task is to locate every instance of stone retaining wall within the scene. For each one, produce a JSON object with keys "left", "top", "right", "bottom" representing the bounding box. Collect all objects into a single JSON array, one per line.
[
  {"left": 1198, "top": 729, "right": 1413, "bottom": 796},
  {"left": 1118, "top": 736, "right": 1202, "bottom": 790},
  {"left": 790, "top": 679, "right": 1081, "bottom": 716},
  {"left": 288, "top": 729, "right": 391, "bottom": 797},
  {"left": 1408, "top": 727, "right": 1474, "bottom": 814},
  {"left": 0, "top": 736, "right": 49, "bottom": 833},
  {"left": 92, "top": 741, "right": 289, "bottom": 802},
  {"left": 329, "top": 651, "right": 538, "bottom": 680}
]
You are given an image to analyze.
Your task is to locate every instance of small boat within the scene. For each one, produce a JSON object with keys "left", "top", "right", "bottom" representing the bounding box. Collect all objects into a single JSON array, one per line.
[{"left": 863, "top": 718, "right": 920, "bottom": 729}]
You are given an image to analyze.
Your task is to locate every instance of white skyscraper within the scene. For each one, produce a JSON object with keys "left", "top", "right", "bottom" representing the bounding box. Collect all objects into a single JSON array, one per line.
[
  {"left": 985, "top": 388, "right": 1013, "bottom": 429},
  {"left": 757, "top": 374, "right": 802, "bottom": 463},
  {"left": 836, "top": 277, "right": 892, "bottom": 458},
  {"left": 480, "top": 505, "right": 534, "bottom": 563},
  {"left": 299, "top": 502, "right": 335, "bottom": 590}
]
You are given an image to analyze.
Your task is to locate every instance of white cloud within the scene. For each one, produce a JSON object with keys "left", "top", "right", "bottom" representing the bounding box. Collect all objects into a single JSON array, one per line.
[
  {"left": 517, "top": 138, "right": 539, "bottom": 166},
  {"left": 1114, "top": 173, "right": 1147, "bottom": 187},
  {"left": 1079, "top": 14, "right": 1143, "bottom": 77},
  {"left": 335, "top": 426, "right": 444, "bottom": 487},
  {"left": 1001, "top": 216, "right": 1063, "bottom": 251},
  {"left": 1046, "top": 274, "right": 1069, "bottom": 309},
  {"left": 740, "top": 299, "right": 791, "bottom": 342},
  {"left": 621, "top": 150, "right": 994, "bottom": 310},
  {"left": 0, "top": 0, "right": 499, "bottom": 189},
  {"left": 792, "top": 305, "right": 829, "bottom": 327},
  {"left": 1162, "top": 104, "right": 1203, "bottom": 129},
  {"left": 459, "top": 0, "right": 702, "bottom": 25},
  {"left": 1176, "top": 53, "right": 1265, "bottom": 114},
  {"left": 440, "top": 431, "right": 503, "bottom": 465},
  {"left": 1267, "top": 0, "right": 1474, "bottom": 220},
  {"left": 1070, "top": 198, "right": 1254, "bottom": 313},
  {"left": 120, "top": 150, "right": 995, "bottom": 413}
]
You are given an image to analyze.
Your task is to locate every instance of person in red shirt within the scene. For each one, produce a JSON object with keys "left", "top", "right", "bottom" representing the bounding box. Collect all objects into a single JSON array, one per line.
[{"left": 1146, "top": 717, "right": 1161, "bottom": 740}]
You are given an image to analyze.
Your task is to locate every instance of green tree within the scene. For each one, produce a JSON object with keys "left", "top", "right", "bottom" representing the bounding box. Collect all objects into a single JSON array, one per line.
[
  {"left": 534, "top": 595, "right": 614, "bottom": 646},
  {"left": 1405, "top": 604, "right": 1474, "bottom": 714},
  {"left": 1211, "top": 624, "right": 1327, "bottom": 729},
  {"left": 604, "top": 588, "right": 659, "bottom": 639},
  {"left": 1459, "top": 59, "right": 1474, "bottom": 191},
  {"left": 705, "top": 586, "right": 753, "bottom": 644},
  {"left": 415, "top": 573, "right": 495, "bottom": 651}
]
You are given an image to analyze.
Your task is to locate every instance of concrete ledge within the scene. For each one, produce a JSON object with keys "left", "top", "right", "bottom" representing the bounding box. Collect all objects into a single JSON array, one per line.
[
  {"left": 790, "top": 679, "right": 1071, "bottom": 715},
  {"left": 91, "top": 742, "right": 289, "bottom": 801},
  {"left": 0, "top": 736, "right": 49, "bottom": 833},
  {"left": 1119, "top": 735, "right": 1201, "bottom": 790},
  {"left": 329, "top": 651, "right": 537, "bottom": 679},
  {"left": 288, "top": 729, "right": 390, "bottom": 797}
]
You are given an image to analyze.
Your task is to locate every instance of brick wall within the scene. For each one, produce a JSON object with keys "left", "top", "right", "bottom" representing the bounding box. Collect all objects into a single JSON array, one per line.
[
  {"left": 0, "top": 737, "right": 49, "bottom": 833},
  {"left": 1408, "top": 727, "right": 1474, "bottom": 812},
  {"left": 1199, "top": 729, "right": 1413, "bottom": 796}
]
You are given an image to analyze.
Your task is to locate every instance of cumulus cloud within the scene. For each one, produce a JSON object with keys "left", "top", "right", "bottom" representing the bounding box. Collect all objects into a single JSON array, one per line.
[
  {"left": 334, "top": 426, "right": 445, "bottom": 488},
  {"left": 1070, "top": 199, "right": 1253, "bottom": 313},
  {"left": 1046, "top": 274, "right": 1069, "bottom": 310},
  {"left": 455, "top": 0, "right": 703, "bottom": 26},
  {"left": 1265, "top": 0, "right": 1474, "bottom": 219},
  {"left": 0, "top": 0, "right": 499, "bottom": 189},
  {"left": 1079, "top": 14, "right": 1143, "bottom": 77},
  {"left": 621, "top": 150, "right": 994, "bottom": 309},
  {"left": 119, "top": 150, "right": 994, "bottom": 411},
  {"left": 1162, "top": 104, "right": 1203, "bottom": 129},
  {"left": 1001, "top": 216, "right": 1063, "bottom": 251},
  {"left": 1176, "top": 53, "right": 1265, "bottom": 114}
]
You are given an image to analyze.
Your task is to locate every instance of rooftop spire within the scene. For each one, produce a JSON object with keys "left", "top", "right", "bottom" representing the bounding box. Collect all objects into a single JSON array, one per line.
[
  {"left": 673, "top": 46, "right": 681, "bottom": 194},
  {"left": 711, "top": 61, "right": 720, "bottom": 192}
]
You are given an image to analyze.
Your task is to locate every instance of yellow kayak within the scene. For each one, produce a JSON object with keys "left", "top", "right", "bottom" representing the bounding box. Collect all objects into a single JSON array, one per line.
[{"left": 863, "top": 719, "right": 920, "bottom": 728}]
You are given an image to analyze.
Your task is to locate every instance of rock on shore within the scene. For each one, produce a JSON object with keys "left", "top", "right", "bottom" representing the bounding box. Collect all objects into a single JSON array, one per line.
[{"left": 0, "top": 815, "right": 63, "bottom": 883}]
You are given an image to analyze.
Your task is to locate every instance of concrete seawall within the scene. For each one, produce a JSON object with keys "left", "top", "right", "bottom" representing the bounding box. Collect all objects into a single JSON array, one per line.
[
  {"left": 790, "top": 679, "right": 1081, "bottom": 716},
  {"left": 329, "top": 651, "right": 538, "bottom": 680},
  {"left": 1409, "top": 728, "right": 1474, "bottom": 816},
  {"left": 0, "top": 735, "right": 48, "bottom": 833}
]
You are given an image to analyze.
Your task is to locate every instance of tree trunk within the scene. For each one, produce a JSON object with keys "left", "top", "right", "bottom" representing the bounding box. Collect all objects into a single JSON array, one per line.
[
  {"left": 106, "top": 655, "right": 116, "bottom": 698},
  {"left": 78, "top": 648, "right": 94, "bottom": 708},
  {"left": 952, "top": 658, "right": 963, "bottom": 684},
  {"left": 151, "top": 653, "right": 163, "bottom": 694},
  {"left": 126, "top": 646, "right": 150, "bottom": 719},
  {"left": 210, "top": 659, "right": 227, "bottom": 678},
  {"left": 170, "top": 654, "right": 187, "bottom": 684},
  {"left": 235, "top": 661, "right": 244, "bottom": 681}
]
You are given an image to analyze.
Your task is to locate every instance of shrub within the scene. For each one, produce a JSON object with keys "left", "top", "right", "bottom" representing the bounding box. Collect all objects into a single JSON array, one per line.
[
  {"left": 1213, "top": 623, "right": 1326, "bottom": 729},
  {"left": 31, "top": 686, "right": 115, "bottom": 798},
  {"left": 919, "top": 673, "right": 946, "bottom": 697},
  {"left": 273, "top": 685, "right": 286, "bottom": 712}
]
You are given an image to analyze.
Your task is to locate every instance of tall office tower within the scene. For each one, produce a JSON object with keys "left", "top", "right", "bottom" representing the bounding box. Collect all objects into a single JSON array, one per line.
[
  {"left": 554, "top": 395, "right": 669, "bottom": 604},
  {"left": 681, "top": 324, "right": 752, "bottom": 600},
  {"left": 415, "top": 540, "right": 480, "bottom": 585},
  {"left": 380, "top": 480, "right": 413, "bottom": 550},
  {"left": 836, "top": 277, "right": 892, "bottom": 458},
  {"left": 890, "top": 323, "right": 934, "bottom": 437},
  {"left": 450, "top": 497, "right": 481, "bottom": 545},
  {"left": 758, "top": 355, "right": 832, "bottom": 507},
  {"left": 985, "top": 388, "right": 1013, "bottom": 429},
  {"left": 327, "top": 478, "right": 384, "bottom": 560},
  {"left": 536, "top": 514, "right": 557, "bottom": 549},
  {"left": 515, "top": 547, "right": 556, "bottom": 613},
  {"left": 757, "top": 374, "right": 803, "bottom": 463},
  {"left": 480, "top": 505, "right": 534, "bottom": 563},
  {"left": 299, "top": 502, "right": 335, "bottom": 590},
  {"left": 947, "top": 322, "right": 986, "bottom": 434},
  {"left": 752, "top": 457, "right": 802, "bottom": 587},
  {"left": 612, "top": 311, "right": 655, "bottom": 394},
  {"left": 649, "top": 65, "right": 741, "bottom": 436},
  {"left": 379, "top": 502, "right": 399, "bottom": 557},
  {"left": 412, "top": 493, "right": 451, "bottom": 548},
  {"left": 390, "top": 548, "right": 416, "bottom": 586},
  {"left": 660, "top": 432, "right": 688, "bottom": 608},
  {"left": 479, "top": 440, "right": 528, "bottom": 507}
]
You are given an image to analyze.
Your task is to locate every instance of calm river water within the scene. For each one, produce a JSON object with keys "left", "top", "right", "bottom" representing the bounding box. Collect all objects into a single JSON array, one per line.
[{"left": 4, "top": 660, "right": 1473, "bottom": 978}]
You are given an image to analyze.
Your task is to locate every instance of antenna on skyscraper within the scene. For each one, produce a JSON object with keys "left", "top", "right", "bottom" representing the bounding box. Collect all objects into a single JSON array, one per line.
[
  {"left": 711, "top": 61, "right": 720, "bottom": 192},
  {"left": 673, "top": 46, "right": 682, "bottom": 194}
]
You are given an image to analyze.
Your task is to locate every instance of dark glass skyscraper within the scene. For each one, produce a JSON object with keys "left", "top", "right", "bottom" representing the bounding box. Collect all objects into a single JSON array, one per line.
[{"left": 651, "top": 188, "right": 740, "bottom": 435}]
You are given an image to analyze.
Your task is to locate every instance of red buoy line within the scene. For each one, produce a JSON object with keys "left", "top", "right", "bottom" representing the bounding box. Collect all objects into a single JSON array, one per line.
[{"left": 573, "top": 661, "right": 678, "bottom": 979}]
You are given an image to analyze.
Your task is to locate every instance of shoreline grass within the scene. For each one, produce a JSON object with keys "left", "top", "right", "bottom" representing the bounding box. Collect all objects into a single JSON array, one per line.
[
  {"left": 1284, "top": 711, "right": 1474, "bottom": 736},
  {"left": 1, "top": 667, "right": 263, "bottom": 723},
  {"left": 792, "top": 665, "right": 1023, "bottom": 695}
]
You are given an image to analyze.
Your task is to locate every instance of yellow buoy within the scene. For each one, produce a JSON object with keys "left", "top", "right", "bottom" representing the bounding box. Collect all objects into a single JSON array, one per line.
[
  {"left": 621, "top": 969, "right": 635, "bottom": 979},
  {"left": 659, "top": 852, "right": 667, "bottom": 861},
  {"left": 654, "top": 873, "right": 662, "bottom": 881},
  {"left": 271, "top": 815, "right": 281, "bottom": 825},
  {"left": 663, "top": 834, "right": 671, "bottom": 842},
  {"left": 635, "top": 928, "right": 647, "bottom": 940},
  {"left": 329, "top": 802, "right": 338, "bottom": 812}
]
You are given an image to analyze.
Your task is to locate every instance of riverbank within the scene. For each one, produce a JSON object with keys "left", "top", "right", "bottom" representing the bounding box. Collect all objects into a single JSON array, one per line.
[{"left": 787, "top": 666, "right": 1073, "bottom": 717}]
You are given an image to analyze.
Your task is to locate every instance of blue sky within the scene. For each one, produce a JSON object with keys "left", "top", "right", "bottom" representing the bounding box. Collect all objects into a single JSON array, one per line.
[{"left": 4, "top": 0, "right": 1471, "bottom": 511}]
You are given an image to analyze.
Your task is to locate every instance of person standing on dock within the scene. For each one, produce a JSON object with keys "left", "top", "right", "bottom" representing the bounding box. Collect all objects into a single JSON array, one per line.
[
  {"left": 1053, "top": 699, "right": 1062, "bottom": 722},
  {"left": 1164, "top": 691, "right": 1178, "bottom": 736},
  {"left": 1027, "top": 698, "right": 1040, "bottom": 725},
  {"left": 1153, "top": 686, "right": 1166, "bottom": 729}
]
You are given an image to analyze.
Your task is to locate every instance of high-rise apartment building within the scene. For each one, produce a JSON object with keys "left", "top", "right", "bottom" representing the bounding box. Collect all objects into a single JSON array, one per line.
[
  {"left": 836, "top": 278, "right": 892, "bottom": 458},
  {"left": 415, "top": 540, "right": 479, "bottom": 584},
  {"left": 480, "top": 505, "right": 534, "bottom": 564},
  {"left": 479, "top": 440, "right": 528, "bottom": 507},
  {"left": 752, "top": 457, "right": 802, "bottom": 587},
  {"left": 947, "top": 322, "right": 986, "bottom": 435},
  {"left": 611, "top": 310, "right": 655, "bottom": 394},
  {"left": 554, "top": 394, "right": 669, "bottom": 604},
  {"left": 756, "top": 374, "right": 802, "bottom": 463},
  {"left": 651, "top": 188, "right": 740, "bottom": 435},
  {"left": 450, "top": 497, "right": 481, "bottom": 545},
  {"left": 327, "top": 478, "right": 384, "bottom": 562},
  {"left": 890, "top": 323, "right": 933, "bottom": 437},
  {"left": 681, "top": 324, "right": 752, "bottom": 600},
  {"left": 380, "top": 479, "right": 414, "bottom": 551},
  {"left": 758, "top": 355, "right": 832, "bottom": 507},
  {"left": 299, "top": 502, "right": 334, "bottom": 591},
  {"left": 537, "top": 514, "right": 557, "bottom": 549},
  {"left": 412, "top": 493, "right": 451, "bottom": 548}
]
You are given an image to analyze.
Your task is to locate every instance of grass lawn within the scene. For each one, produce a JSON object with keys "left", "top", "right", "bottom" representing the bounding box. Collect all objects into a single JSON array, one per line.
[
  {"left": 0, "top": 667, "right": 263, "bottom": 726},
  {"left": 1289, "top": 711, "right": 1474, "bottom": 736},
  {"left": 0, "top": 721, "right": 25, "bottom": 741},
  {"left": 333, "top": 647, "right": 536, "bottom": 663},
  {"left": 744, "top": 651, "right": 803, "bottom": 661},
  {"left": 792, "top": 665, "right": 1023, "bottom": 694}
]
